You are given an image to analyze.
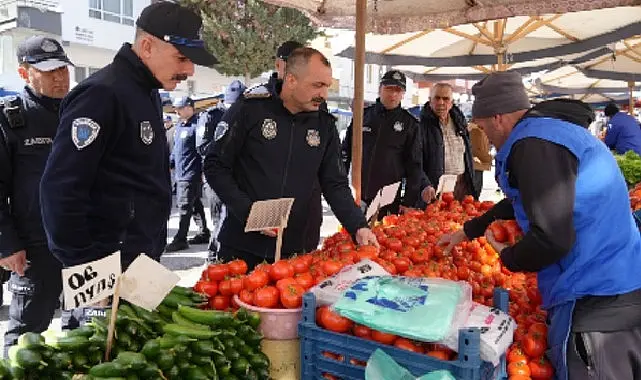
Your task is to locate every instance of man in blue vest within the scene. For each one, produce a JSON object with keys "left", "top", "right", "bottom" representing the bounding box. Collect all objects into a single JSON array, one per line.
[
  {"left": 603, "top": 102, "right": 641, "bottom": 156},
  {"left": 440, "top": 72, "right": 641, "bottom": 380}
]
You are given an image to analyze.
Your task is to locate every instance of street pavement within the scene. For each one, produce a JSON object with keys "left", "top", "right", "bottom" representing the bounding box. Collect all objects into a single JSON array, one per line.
[{"left": 0, "top": 170, "right": 502, "bottom": 352}]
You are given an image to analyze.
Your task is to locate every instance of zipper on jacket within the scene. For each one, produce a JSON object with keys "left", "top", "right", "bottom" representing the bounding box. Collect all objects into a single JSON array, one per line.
[{"left": 280, "top": 119, "right": 295, "bottom": 196}]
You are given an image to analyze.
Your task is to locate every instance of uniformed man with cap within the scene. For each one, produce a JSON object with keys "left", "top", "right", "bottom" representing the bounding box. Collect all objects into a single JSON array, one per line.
[
  {"left": 196, "top": 80, "right": 246, "bottom": 260},
  {"left": 40, "top": 2, "right": 218, "bottom": 272},
  {"left": 267, "top": 40, "right": 304, "bottom": 95},
  {"left": 0, "top": 36, "right": 73, "bottom": 355},
  {"left": 204, "top": 47, "right": 378, "bottom": 269},
  {"left": 342, "top": 70, "right": 426, "bottom": 217},
  {"left": 166, "top": 96, "right": 210, "bottom": 252}
]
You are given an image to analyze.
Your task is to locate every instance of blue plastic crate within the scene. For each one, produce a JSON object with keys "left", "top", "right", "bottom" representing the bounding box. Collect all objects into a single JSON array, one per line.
[{"left": 299, "top": 288, "right": 509, "bottom": 380}]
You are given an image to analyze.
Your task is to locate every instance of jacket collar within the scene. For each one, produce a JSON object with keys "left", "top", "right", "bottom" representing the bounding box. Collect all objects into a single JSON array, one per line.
[
  {"left": 374, "top": 98, "right": 402, "bottom": 115},
  {"left": 113, "top": 43, "right": 163, "bottom": 91}
]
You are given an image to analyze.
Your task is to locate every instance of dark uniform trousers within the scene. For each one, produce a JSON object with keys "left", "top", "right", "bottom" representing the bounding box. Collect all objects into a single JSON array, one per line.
[
  {"left": 175, "top": 179, "right": 208, "bottom": 242},
  {"left": 567, "top": 327, "right": 641, "bottom": 379},
  {"left": 4, "top": 246, "right": 62, "bottom": 357}
]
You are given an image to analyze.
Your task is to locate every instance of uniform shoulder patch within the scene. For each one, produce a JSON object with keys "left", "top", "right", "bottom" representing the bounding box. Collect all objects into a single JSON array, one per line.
[
  {"left": 243, "top": 84, "right": 271, "bottom": 99},
  {"left": 214, "top": 121, "right": 229, "bottom": 141},
  {"left": 71, "top": 117, "right": 100, "bottom": 150}
]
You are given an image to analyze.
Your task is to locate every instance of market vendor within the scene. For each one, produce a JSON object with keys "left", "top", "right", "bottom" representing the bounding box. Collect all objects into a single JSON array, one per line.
[
  {"left": 204, "top": 47, "right": 378, "bottom": 269},
  {"left": 602, "top": 102, "right": 641, "bottom": 156},
  {"left": 440, "top": 72, "right": 641, "bottom": 380}
]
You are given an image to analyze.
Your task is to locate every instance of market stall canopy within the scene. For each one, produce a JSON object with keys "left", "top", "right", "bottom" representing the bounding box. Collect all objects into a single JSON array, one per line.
[
  {"left": 258, "top": 0, "right": 641, "bottom": 34},
  {"left": 336, "top": 7, "right": 641, "bottom": 75}
]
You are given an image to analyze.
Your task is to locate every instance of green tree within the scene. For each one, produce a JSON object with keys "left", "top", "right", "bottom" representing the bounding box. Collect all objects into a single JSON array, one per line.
[{"left": 180, "top": 0, "right": 320, "bottom": 84}]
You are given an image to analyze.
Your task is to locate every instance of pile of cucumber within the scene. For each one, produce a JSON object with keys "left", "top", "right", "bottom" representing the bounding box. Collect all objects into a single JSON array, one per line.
[{"left": 0, "top": 286, "right": 270, "bottom": 380}]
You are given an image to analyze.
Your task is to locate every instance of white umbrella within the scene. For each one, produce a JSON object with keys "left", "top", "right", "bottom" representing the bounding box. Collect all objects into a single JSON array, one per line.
[
  {"left": 338, "top": 7, "right": 641, "bottom": 73},
  {"left": 259, "top": 0, "right": 640, "bottom": 34},
  {"left": 535, "top": 35, "right": 641, "bottom": 112}
]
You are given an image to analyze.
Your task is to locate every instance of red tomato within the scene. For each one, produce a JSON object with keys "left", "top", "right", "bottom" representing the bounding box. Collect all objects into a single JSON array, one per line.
[
  {"left": 254, "top": 286, "right": 280, "bottom": 308},
  {"left": 209, "top": 295, "right": 230, "bottom": 310},
  {"left": 218, "top": 279, "right": 233, "bottom": 296},
  {"left": 239, "top": 289, "right": 254, "bottom": 305},
  {"left": 322, "top": 260, "right": 343, "bottom": 276},
  {"left": 352, "top": 324, "right": 372, "bottom": 339},
  {"left": 441, "top": 192, "right": 455, "bottom": 203},
  {"left": 276, "top": 277, "right": 298, "bottom": 292},
  {"left": 523, "top": 332, "right": 546, "bottom": 358},
  {"left": 371, "top": 330, "right": 397, "bottom": 345},
  {"left": 290, "top": 256, "right": 311, "bottom": 274},
  {"left": 319, "top": 308, "right": 353, "bottom": 333},
  {"left": 194, "top": 280, "right": 218, "bottom": 297},
  {"left": 528, "top": 322, "right": 548, "bottom": 336},
  {"left": 529, "top": 356, "right": 554, "bottom": 379},
  {"left": 356, "top": 245, "right": 379, "bottom": 260},
  {"left": 394, "top": 338, "right": 423, "bottom": 353},
  {"left": 270, "top": 261, "right": 295, "bottom": 281},
  {"left": 488, "top": 222, "right": 508, "bottom": 243},
  {"left": 244, "top": 270, "right": 270, "bottom": 291},
  {"left": 280, "top": 284, "right": 304, "bottom": 309},
  {"left": 507, "top": 347, "right": 528, "bottom": 365},
  {"left": 254, "top": 262, "right": 272, "bottom": 273},
  {"left": 229, "top": 277, "right": 244, "bottom": 295},
  {"left": 392, "top": 257, "right": 411, "bottom": 273},
  {"left": 294, "top": 272, "right": 314, "bottom": 290},
  {"left": 228, "top": 259, "right": 248, "bottom": 275},
  {"left": 410, "top": 248, "right": 430, "bottom": 264},
  {"left": 385, "top": 238, "right": 403, "bottom": 252},
  {"left": 507, "top": 362, "right": 531, "bottom": 377},
  {"left": 207, "top": 263, "right": 229, "bottom": 282}
]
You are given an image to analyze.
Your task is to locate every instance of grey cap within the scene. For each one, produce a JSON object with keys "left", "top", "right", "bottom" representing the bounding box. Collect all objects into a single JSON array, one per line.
[{"left": 471, "top": 72, "right": 530, "bottom": 118}]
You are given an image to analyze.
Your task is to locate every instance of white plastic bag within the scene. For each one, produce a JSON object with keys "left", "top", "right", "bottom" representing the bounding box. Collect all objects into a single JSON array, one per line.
[
  {"left": 310, "top": 259, "right": 390, "bottom": 306},
  {"left": 441, "top": 302, "right": 515, "bottom": 366}
]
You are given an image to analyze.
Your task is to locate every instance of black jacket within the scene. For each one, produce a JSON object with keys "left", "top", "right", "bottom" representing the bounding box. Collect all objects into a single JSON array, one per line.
[
  {"left": 419, "top": 103, "right": 476, "bottom": 198},
  {"left": 170, "top": 114, "right": 201, "bottom": 182},
  {"left": 0, "top": 87, "right": 61, "bottom": 256},
  {"left": 40, "top": 44, "right": 172, "bottom": 268},
  {"left": 341, "top": 99, "right": 423, "bottom": 206},
  {"left": 196, "top": 106, "right": 225, "bottom": 158},
  {"left": 203, "top": 86, "right": 366, "bottom": 258}
]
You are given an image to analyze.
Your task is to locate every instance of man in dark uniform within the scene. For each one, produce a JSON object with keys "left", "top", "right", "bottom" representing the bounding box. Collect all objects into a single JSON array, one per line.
[
  {"left": 166, "top": 96, "right": 210, "bottom": 252},
  {"left": 40, "top": 2, "right": 217, "bottom": 271},
  {"left": 204, "top": 47, "right": 378, "bottom": 269},
  {"left": 341, "top": 70, "right": 426, "bottom": 217},
  {"left": 266, "top": 40, "right": 324, "bottom": 252},
  {"left": 196, "top": 80, "right": 246, "bottom": 260},
  {"left": 0, "top": 36, "right": 73, "bottom": 355}
]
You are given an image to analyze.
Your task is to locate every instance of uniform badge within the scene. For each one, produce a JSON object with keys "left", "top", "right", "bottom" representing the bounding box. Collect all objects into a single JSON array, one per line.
[
  {"left": 41, "top": 39, "right": 58, "bottom": 53},
  {"left": 261, "top": 119, "right": 277, "bottom": 140},
  {"left": 393, "top": 72, "right": 402, "bottom": 80},
  {"left": 140, "top": 121, "right": 154, "bottom": 145},
  {"left": 393, "top": 121, "right": 404, "bottom": 132},
  {"left": 71, "top": 117, "right": 100, "bottom": 150},
  {"left": 214, "top": 121, "right": 228, "bottom": 141},
  {"left": 306, "top": 129, "right": 321, "bottom": 147},
  {"left": 180, "top": 130, "right": 189, "bottom": 139}
]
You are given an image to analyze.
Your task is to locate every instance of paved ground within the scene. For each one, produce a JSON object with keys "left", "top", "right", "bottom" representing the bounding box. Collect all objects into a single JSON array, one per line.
[{"left": 0, "top": 170, "right": 502, "bottom": 352}]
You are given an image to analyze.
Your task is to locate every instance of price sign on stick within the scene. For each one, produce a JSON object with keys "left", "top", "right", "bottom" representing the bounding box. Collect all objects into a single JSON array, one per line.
[
  {"left": 366, "top": 182, "right": 401, "bottom": 222},
  {"left": 437, "top": 174, "right": 458, "bottom": 200},
  {"left": 61, "top": 251, "right": 121, "bottom": 310},
  {"left": 245, "top": 198, "right": 295, "bottom": 262},
  {"left": 120, "top": 254, "right": 180, "bottom": 312}
]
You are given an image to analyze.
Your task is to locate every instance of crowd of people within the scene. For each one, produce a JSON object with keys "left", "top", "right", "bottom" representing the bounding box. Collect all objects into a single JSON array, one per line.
[{"left": 1, "top": 1, "right": 641, "bottom": 379}]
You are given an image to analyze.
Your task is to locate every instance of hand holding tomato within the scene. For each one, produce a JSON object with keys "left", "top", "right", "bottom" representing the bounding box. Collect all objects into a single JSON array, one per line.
[
  {"left": 485, "top": 229, "right": 509, "bottom": 254},
  {"left": 355, "top": 228, "right": 380, "bottom": 249},
  {"left": 438, "top": 229, "right": 469, "bottom": 253}
]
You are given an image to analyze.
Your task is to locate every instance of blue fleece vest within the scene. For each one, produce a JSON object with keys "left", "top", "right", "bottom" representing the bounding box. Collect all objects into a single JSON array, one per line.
[{"left": 495, "top": 117, "right": 641, "bottom": 309}]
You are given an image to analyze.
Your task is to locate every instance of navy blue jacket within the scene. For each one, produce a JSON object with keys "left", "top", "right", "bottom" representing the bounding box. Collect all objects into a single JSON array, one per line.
[
  {"left": 204, "top": 86, "right": 366, "bottom": 258},
  {"left": 170, "top": 114, "right": 201, "bottom": 182},
  {"left": 604, "top": 112, "right": 641, "bottom": 156},
  {"left": 0, "top": 87, "right": 60, "bottom": 256},
  {"left": 40, "top": 44, "right": 171, "bottom": 268}
]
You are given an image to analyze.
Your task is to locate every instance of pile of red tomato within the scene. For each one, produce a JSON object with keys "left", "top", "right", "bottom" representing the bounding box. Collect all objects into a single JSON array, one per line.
[{"left": 193, "top": 193, "right": 554, "bottom": 379}]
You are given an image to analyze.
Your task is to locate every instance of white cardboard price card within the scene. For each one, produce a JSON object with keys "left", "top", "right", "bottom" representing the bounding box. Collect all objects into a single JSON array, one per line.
[
  {"left": 120, "top": 254, "right": 180, "bottom": 311},
  {"left": 62, "top": 251, "right": 121, "bottom": 310},
  {"left": 437, "top": 174, "right": 458, "bottom": 196},
  {"left": 244, "top": 198, "right": 295, "bottom": 232},
  {"left": 366, "top": 182, "right": 401, "bottom": 221}
]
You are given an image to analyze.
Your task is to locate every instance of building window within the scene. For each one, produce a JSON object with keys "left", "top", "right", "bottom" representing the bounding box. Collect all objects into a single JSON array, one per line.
[
  {"left": 74, "top": 66, "right": 100, "bottom": 83},
  {"left": 89, "top": 0, "right": 134, "bottom": 26}
]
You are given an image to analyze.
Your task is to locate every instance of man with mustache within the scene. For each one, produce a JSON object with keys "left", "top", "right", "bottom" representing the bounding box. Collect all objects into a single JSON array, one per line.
[
  {"left": 40, "top": 2, "right": 217, "bottom": 274},
  {"left": 0, "top": 36, "right": 73, "bottom": 356},
  {"left": 204, "top": 47, "right": 378, "bottom": 269},
  {"left": 341, "top": 70, "right": 425, "bottom": 217}
]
